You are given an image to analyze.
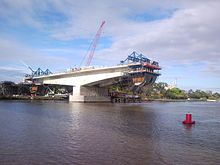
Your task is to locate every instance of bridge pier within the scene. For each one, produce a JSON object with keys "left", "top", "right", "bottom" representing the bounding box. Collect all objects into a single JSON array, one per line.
[{"left": 69, "top": 86, "right": 111, "bottom": 102}]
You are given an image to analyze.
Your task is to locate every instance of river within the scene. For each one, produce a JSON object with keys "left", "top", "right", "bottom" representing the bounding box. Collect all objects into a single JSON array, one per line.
[{"left": 0, "top": 101, "right": 219, "bottom": 165}]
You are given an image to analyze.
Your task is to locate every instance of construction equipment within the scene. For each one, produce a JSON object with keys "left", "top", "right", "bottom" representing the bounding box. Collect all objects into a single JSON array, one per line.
[
  {"left": 121, "top": 51, "right": 161, "bottom": 70},
  {"left": 81, "top": 21, "right": 106, "bottom": 66},
  {"left": 25, "top": 67, "right": 52, "bottom": 77},
  {"left": 30, "top": 85, "right": 38, "bottom": 97},
  {"left": 21, "top": 61, "right": 52, "bottom": 78}
]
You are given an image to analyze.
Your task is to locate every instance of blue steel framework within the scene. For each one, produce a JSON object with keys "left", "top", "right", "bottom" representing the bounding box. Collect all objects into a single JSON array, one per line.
[
  {"left": 121, "top": 51, "right": 159, "bottom": 67},
  {"left": 26, "top": 67, "right": 52, "bottom": 77}
]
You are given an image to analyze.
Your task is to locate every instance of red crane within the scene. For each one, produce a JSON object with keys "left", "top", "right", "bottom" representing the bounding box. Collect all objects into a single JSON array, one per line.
[{"left": 83, "top": 21, "right": 105, "bottom": 66}]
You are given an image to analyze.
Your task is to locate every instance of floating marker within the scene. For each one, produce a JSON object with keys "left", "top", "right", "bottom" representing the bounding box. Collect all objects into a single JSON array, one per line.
[{"left": 182, "top": 113, "right": 195, "bottom": 124}]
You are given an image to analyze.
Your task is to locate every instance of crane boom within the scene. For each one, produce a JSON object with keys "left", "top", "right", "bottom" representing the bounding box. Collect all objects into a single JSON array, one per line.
[{"left": 85, "top": 21, "right": 105, "bottom": 66}]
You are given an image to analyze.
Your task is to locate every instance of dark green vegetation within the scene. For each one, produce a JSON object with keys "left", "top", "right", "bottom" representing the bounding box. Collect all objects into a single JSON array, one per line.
[
  {"left": 1, "top": 81, "right": 219, "bottom": 101},
  {"left": 143, "top": 82, "right": 220, "bottom": 100},
  {"left": 0, "top": 81, "right": 71, "bottom": 100},
  {"left": 111, "top": 82, "right": 220, "bottom": 101}
]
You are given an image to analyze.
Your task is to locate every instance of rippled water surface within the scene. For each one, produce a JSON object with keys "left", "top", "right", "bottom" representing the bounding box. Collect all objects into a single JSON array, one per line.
[{"left": 0, "top": 101, "right": 219, "bottom": 165}]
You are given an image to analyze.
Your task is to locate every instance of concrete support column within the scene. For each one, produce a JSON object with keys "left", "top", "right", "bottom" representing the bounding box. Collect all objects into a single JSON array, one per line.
[
  {"left": 69, "top": 85, "right": 84, "bottom": 102},
  {"left": 72, "top": 86, "right": 80, "bottom": 96},
  {"left": 69, "top": 85, "right": 111, "bottom": 102}
]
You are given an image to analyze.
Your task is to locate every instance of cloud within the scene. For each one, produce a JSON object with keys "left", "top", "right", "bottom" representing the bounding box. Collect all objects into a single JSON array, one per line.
[
  {"left": 0, "top": 0, "right": 180, "bottom": 39},
  {"left": 0, "top": 66, "right": 25, "bottom": 72},
  {"left": 0, "top": 0, "right": 220, "bottom": 83},
  {"left": 0, "top": 38, "right": 71, "bottom": 72},
  {"left": 49, "top": 0, "right": 176, "bottom": 40},
  {"left": 0, "top": 37, "right": 75, "bottom": 81},
  {"left": 92, "top": 1, "right": 220, "bottom": 76},
  {"left": 0, "top": 0, "right": 43, "bottom": 28},
  {"left": 0, "top": 66, "right": 27, "bottom": 82}
]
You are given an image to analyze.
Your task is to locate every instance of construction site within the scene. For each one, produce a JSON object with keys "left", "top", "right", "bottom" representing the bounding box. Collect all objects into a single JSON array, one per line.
[
  {"left": 0, "top": 21, "right": 161, "bottom": 102},
  {"left": 0, "top": 50, "right": 161, "bottom": 103}
]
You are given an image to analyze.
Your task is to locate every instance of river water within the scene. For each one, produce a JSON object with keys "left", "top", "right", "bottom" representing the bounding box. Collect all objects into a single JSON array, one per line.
[{"left": 0, "top": 101, "right": 219, "bottom": 165}]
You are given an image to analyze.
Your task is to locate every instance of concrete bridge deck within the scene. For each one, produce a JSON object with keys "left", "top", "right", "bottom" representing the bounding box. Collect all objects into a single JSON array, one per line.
[{"left": 25, "top": 63, "right": 160, "bottom": 102}]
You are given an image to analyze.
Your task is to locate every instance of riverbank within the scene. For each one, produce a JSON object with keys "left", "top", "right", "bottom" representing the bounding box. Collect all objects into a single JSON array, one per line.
[
  {"left": 0, "top": 95, "right": 68, "bottom": 100},
  {"left": 1, "top": 95, "right": 219, "bottom": 102},
  {"left": 143, "top": 98, "right": 220, "bottom": 102}
]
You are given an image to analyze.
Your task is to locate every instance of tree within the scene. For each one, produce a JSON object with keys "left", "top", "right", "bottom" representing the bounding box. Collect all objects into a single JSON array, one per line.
[{"left": 165, "top": 88, "right": 187, "bottom": 99}]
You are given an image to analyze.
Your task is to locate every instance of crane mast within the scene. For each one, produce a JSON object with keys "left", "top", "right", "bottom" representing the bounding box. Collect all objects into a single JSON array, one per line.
[{"left": 85, "top": 21, "right": 105, "bottom": 66}]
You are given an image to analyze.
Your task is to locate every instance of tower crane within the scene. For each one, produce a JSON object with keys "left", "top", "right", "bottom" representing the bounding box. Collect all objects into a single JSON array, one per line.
[{"left": 81, "top": 21, "right": 105, "bottom": 66}]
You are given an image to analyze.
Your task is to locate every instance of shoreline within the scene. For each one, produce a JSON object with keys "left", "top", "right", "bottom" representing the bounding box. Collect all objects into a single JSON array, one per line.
[
  {"left": 0, "top": 95, "right": 219, "bottom": 103},
  {"left": 143, "top": 98, "right": 220, "bottom": 102},
  {"left": 0, "top": 95, "right": 68, "bottom": 101}
]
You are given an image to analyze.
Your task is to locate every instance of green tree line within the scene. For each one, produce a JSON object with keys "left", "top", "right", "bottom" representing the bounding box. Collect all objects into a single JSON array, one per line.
[{"left": 142, "top": 82, "right": 220, "bottom": 100}]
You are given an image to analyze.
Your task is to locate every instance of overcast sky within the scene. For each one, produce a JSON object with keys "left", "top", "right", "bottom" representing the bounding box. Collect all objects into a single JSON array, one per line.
[{"left": 0, "top": 0, "right": 220, "bottom": 92}]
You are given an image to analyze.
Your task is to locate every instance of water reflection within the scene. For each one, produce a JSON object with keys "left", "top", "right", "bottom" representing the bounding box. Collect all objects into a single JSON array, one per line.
[
  {"left": 183, "top": 124, "right": 195, "bottom": 131},
  {"left": 0, "top": 101, "right": 219, "bottom": 164}
]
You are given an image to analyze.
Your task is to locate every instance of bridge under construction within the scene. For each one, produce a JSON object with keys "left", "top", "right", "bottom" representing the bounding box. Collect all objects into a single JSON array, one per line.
[{"left": 24, "top": 51, "right": 161, "bottom": 102}]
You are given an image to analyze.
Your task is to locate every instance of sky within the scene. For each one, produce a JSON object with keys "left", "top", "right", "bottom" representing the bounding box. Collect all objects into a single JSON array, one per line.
[{"left": 0, "top": 0, "right": 220, "bottom": 92}]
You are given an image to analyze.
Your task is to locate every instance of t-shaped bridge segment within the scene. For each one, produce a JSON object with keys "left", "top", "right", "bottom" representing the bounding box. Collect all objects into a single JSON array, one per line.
[{"left": 25, "top": 64, "right": 160, "bottom": 102}]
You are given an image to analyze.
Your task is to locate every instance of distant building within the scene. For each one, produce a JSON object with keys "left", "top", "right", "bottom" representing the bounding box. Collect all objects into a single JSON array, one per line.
[
  {"left": 164, "top": 79, "right": 177, "bottom": 90},
  {"left": 165, "top": 84, "right": 176, "bottom": 90}
]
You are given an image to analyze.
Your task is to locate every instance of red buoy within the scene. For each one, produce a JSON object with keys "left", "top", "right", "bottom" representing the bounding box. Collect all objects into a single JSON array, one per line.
[{"left": 182, "top": 113, "right": 195, "bottom": 124}]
